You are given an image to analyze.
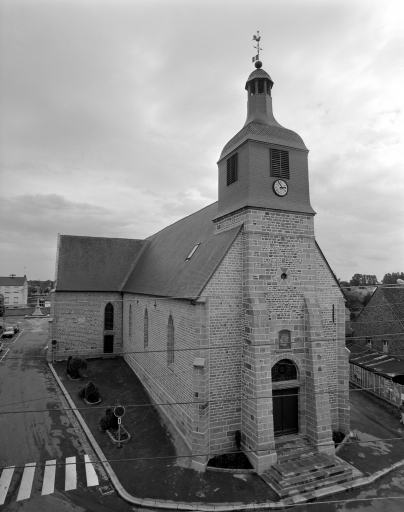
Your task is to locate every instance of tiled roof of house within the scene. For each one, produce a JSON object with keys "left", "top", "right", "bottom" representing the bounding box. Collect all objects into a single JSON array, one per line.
[
  {"left": 122, "top": 202, "right": 241, "bottom": 298},
  {"left": 348, "top": 343, "right": 404, "bottom": 378},
  {"left": 380, "top": 287, "right": 404, "bottom": 322},
  {"left": 0, "top": 276, "right": 26, "bottom": 286},
  {"left": 56, "top": 236, "right": 148, "bottom": 291}
]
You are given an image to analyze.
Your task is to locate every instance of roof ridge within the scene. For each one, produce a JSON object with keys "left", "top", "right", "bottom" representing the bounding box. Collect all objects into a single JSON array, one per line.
[{"left": 59, "top": 234, "right": 145, "bottom": 242}]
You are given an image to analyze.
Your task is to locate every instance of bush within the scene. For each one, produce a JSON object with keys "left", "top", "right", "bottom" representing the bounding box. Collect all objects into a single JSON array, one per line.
[
  {"left": 99, "top": 407, "right": 119, "bottom": 431},
  {"left": 67, "top": 357, "right": 87, "bottom": 379},
  {"left": 85, "top": 381, "right": 100, "bottom": 403}
]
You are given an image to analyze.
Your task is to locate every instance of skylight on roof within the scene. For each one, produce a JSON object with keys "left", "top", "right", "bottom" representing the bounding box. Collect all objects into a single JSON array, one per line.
[{"left": 186, "top": 243, "right": 200, "bottom": 261}]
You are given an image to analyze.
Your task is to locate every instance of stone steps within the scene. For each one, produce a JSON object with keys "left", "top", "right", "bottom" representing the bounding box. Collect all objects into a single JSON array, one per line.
[{"left": 261, "top": 437, "right": 353, "bottom": 498}]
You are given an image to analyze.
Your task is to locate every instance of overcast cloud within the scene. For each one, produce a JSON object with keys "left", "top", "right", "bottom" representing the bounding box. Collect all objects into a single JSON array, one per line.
[{"left": 0, "top": 0, "right": 403, "bottom": 281}]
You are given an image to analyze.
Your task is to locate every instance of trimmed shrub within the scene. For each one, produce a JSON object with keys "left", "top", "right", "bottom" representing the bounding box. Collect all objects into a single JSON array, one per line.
[
  {"left": 67, "top": 357, "right": 88, "bottom": 379},
  {"left": 99, "top": 407, "right": 119, "bottom": 431},
  {"left": 85, "top": 381, "right": 100, "bottom": 403}
]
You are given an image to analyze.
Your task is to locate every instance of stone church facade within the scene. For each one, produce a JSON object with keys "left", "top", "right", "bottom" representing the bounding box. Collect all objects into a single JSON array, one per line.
[{"left": 50, "top": 61, "right": 349, "bottom": 474}]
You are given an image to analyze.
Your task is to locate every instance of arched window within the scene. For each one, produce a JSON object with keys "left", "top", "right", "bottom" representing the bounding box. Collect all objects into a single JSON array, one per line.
[
  {"left": 104, "top": 303, "right": 114, "bottom": 330},
  {"left": 144, "top": 309, "right": 148, "bottom": 349},
  {"left": 129, "top": 304, "right": 132, "bottom": 338},
  {"left": 272, "top": 359, "right": 297, "bottom": 382},
  {"left": 167, "top": 315, "right": 174, "bottom": 364}
]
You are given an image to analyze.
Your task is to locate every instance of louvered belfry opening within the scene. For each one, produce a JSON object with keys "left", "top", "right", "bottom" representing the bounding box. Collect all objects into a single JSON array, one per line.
[
  {"left": 227, "top": 153, "right": 238, "bottom": 185},
  {"left": 270, "top": 148, "right": 290, "bottom": 179},
  {"left": 247, "top": 78, "right": 272, "bottom": 97}
]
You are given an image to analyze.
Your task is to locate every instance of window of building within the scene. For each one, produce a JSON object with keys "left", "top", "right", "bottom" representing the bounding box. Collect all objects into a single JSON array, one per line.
[
  {"left": 129, "top": 304, "right": 132, "bottom": 337},
  {"left": 271, "top": 359, "right": 297, "bottom": 382},
  {"left": 144, "top": 309, "right": 148, "bottom": 349},
  {"left": 186, "top": 243, "right": 200, "bottom": 261},
  {"left": 383, "top": 340, "right": 389, "bottom": 353},
  {"left": 4, "top": 297, "right": 9, "bottom": 304},
  {"left": 104, "top": 303, "right": 114, "bottom": 330},
  {"left": 227, "top": 153, "right": 238, "bottom": 185},
  {"left": 13, "top": 297, "right": 18, "bottom": 304},
  {"left": 270, "top": 149, "right": 290, "bottom": 180},
  {"left": 366, "top": 338, "right": 372, "bottom": 347},
  {"left": 167, "top": 315, "right": 174, "bottom": 365}
]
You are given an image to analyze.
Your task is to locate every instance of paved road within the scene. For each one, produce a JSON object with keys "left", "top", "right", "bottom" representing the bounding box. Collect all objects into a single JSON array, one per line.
[
  {"left": 2, "top": 316, "right": 404, "bottom": 511},
  {"left": 0, "top": 316, "right": 136, "bottom": 511}
]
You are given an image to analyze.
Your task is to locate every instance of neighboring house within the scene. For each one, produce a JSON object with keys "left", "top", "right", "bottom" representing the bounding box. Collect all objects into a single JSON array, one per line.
[
  {"left": 50, "top": 60, "right": 349, "bottom": 474},
  {"left": 0, "top": 276, "right": 28, "bottom": 308},
  {"left": 352, "top": 285, "right": 404, "bottom": 355}
]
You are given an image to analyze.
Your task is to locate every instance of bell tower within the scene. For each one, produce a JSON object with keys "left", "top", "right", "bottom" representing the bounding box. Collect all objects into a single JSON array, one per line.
[
  {"left": 215, "top": 59, "right": 315, "bottom": 221},
  {"left": 213, "top": 43, "right": 346, "bottom": 475}
]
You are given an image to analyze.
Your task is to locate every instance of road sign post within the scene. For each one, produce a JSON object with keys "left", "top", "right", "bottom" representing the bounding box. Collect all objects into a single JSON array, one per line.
[{"left": 114, "top": 405, "right": 125, "bottom": 449}]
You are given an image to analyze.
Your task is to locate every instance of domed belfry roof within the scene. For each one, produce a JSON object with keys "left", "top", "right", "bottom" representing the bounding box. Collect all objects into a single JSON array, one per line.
[{"left": 220, "top": 63, "right": 307, "bottom": 160}]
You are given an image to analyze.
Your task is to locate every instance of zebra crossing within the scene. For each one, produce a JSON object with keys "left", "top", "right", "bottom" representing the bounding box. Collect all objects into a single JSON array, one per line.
[{"left": 0, "top": 455, "right": 100, "bottom": 505}]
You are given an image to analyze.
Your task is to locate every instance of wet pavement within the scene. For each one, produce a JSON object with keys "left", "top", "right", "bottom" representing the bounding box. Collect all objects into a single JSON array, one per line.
[
  {"left": 0, "top": 317, "right": 145, "bottom": 511},
  {"left": 51, "top": 357, "right": 404, "bottom": 511}
]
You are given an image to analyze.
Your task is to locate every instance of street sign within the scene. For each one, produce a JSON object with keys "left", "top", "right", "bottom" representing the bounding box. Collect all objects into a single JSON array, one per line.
[
  {"left": 114, "top": 405, "right": 125, "bottom": 418},
  {"left": 51, "top": 339, "right": 57, "bottom": 346}
]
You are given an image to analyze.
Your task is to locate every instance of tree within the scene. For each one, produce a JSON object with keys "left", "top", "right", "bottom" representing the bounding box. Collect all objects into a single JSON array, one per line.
[
  {"left": 349, "top": 274, "right": 378, "bottom": 286},
  {"left": 362, "top": 292, "right": 373, "bottom": 307},
  {"left": 382, "top": 272, "right": 404, "bottom": 284}
]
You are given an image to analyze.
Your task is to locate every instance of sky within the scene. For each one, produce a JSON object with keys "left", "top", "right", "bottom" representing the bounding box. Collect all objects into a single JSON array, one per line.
[{"left": 0, "top": 0, "right": 403, "bottom": 282}]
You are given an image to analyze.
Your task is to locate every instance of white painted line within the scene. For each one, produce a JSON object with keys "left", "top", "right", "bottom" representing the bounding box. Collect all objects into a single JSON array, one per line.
[
  {"left": 0, "top": 348, "right": 10, "bottom": 363},
  {"left": 41, "top": 460, "right": 56, "bottom": 495},
  {"left": 65, "top": 457, "right": 76, "bottom": 491},
  {"left": 84, "top": 455, "right": 99, "bottom": 487},
  {"left": 0, "top": 466, "right": 15, "bottom": 505},
  {"left": 16, "top": 462, "right": 36, "bottom": 501}
]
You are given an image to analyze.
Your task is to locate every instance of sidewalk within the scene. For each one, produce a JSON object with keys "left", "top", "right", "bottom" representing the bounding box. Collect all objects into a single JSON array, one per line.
[{"left": 50, "top": 357, "right": 404, "bottom": 509}]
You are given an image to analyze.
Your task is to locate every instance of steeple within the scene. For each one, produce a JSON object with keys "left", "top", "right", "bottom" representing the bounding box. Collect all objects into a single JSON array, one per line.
[{"left": 215, "top": 46, "right": 314, "bottom": 221}]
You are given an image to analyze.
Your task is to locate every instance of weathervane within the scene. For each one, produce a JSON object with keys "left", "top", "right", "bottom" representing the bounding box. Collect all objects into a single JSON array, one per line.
[{"left": 252, "top": 31, "right": 263, "bottom": 64}]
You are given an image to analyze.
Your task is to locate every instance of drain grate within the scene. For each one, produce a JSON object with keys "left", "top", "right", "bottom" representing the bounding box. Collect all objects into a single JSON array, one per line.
[{"left": 99, "top": 485, "right": 114, "bottom": 495}]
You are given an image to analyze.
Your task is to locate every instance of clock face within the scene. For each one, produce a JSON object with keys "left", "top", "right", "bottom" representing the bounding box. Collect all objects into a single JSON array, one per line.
[{"left": 273, "top": 179, "right": 288, "bottom": 196}]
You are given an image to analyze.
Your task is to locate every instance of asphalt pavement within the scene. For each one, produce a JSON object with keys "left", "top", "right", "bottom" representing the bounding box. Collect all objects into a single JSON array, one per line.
[{"left": 51, "top": 357, "right": 404, "bottom": 511}]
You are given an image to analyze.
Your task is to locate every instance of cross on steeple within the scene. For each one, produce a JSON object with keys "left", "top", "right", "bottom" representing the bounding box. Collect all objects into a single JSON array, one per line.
[{"left": 252, "top": 31, "right": 263, "bottom": 63}]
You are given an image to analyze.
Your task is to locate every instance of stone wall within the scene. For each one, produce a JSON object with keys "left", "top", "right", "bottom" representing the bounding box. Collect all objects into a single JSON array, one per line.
[
  {"left": 49, "top": 291, "right": 123, "bottom": 358},
  {"left": 122, "top": 295, "right": 196, "bottom": 449},
  {"left": 201, "top": 231, "right": 244, "bottom": 454}
]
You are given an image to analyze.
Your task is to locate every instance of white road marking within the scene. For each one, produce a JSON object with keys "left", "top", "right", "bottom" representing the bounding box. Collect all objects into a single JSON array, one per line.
[
  {"left": 0, "top": 466, "right": 15, "bottom": 505},
  {"left": 0, "top": 348, "right": 10, "bottom": 363},
  {"left": 41, "top": 460, "right": 56, "bottom": 495},
  {"left": 84, "top": 455, "right": 99, "bottom": 487},
  {"left": 16, "top": 462, "right": 36, "bottom": 501},
  {"left": 65, "top": 457, "right": 76, "bottom": 491}
]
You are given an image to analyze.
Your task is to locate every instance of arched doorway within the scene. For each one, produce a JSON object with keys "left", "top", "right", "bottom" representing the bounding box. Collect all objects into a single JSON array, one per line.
[{"left": 272, "top": 359, "right": 299, "bottom": 437}]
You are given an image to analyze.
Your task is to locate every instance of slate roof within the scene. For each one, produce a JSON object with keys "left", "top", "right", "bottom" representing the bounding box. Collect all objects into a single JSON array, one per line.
[
  {"left": 380, "top": 287, "right": 404, "bottom": 322},
  {"left": 56, "top": 236, "right": 148, "bottom": 292},
  {"left": 0, "top": 276, "right": 26, "bottom": 286},
  {"left": 348, "top": 343, "right": 404, "bottom": 378},
  {"left": 122, "top": 202, "right": 241, "bottom": 298},
  {"left": 220, "top": 122, "right": 307, "bottom": 160}
]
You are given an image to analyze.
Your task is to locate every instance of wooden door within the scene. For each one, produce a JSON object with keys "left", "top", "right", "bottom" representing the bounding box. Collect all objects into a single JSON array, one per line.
[{"left": 273, "top": 387, "right": 299, "bottom": 436}]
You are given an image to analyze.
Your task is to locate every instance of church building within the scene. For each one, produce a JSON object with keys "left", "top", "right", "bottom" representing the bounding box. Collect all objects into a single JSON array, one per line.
[{"left": 50, "top": 57, "right": 350, "bottom": 474}]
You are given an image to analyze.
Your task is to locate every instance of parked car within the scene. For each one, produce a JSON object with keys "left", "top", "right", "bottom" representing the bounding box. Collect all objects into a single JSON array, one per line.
[
  {"left": 2, "top": 327, "right": 14, "bottom": 339},
  {"left": 12, "top": 324, "right": 19, "bottom": 333}
]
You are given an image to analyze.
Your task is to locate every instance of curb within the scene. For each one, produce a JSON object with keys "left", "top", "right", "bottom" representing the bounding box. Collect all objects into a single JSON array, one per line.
[{"left": 48, "top": 363, "right": 404, "bottom": 510}]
